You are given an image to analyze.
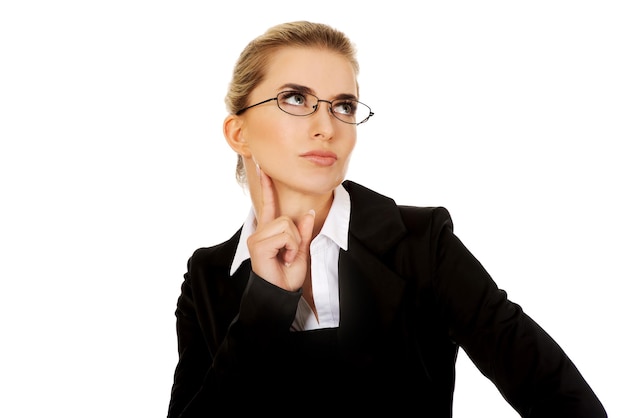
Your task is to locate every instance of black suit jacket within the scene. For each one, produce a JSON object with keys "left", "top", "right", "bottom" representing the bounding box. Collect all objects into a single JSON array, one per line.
[{"left": 167, "top": 181, "right": 606, "bottom": 417}]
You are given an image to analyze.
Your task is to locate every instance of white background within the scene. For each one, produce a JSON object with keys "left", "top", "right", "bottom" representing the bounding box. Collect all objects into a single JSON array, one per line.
[{"left": 1, "top": 1, "right": 624, "bottom": 417}]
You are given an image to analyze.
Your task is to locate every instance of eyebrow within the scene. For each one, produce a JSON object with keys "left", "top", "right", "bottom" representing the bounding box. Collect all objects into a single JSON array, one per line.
[{"left": 278, "top": 83, "right": 358, "bottom": 101}]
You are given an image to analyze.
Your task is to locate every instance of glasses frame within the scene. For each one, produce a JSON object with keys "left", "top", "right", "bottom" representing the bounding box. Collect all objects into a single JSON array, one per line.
[{"left": 235, "top": 91, "right": 374, "bottom": 125}]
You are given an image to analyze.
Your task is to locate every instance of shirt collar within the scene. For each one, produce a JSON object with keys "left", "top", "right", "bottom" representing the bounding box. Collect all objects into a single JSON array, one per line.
[{"left": 229, "top": 183, "right": 351, "bottom": 276}]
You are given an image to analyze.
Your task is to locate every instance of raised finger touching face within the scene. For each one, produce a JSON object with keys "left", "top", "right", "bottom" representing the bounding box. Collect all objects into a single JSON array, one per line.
[{"left": 257, "top": 168, "right": 277, "bottom": 227}]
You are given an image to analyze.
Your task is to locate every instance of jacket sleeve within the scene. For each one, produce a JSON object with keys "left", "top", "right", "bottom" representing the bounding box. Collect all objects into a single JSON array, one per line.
[
  {"left": 429, "top": 207, "right": 606, "bottom": 417},
  {"left": 167, "top": 257, "right": 301, "bottom": 417}
]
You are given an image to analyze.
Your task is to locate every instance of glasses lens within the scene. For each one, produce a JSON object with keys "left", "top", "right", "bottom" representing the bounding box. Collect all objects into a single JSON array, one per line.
[
  {"left": 277, "top": 91, "right": 315, "bottom": 116},
  {"left": 331, "top": 100, "right": 372, "bottom": 124}
]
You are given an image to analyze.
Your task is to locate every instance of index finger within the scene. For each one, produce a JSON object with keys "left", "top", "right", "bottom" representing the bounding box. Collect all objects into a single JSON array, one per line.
[{"left": 257, "top": 168, "right": 277, "bottom": 227}]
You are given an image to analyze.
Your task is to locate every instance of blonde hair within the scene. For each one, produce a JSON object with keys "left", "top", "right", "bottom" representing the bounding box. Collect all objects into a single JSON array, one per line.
[{"left": 224, "top": 21, "right": 360, "bottom": 186}]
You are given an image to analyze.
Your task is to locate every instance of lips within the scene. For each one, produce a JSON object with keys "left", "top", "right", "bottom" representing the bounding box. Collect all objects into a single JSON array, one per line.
[{"left": 300, "top": 150, "right": 338, "bottom": 167}]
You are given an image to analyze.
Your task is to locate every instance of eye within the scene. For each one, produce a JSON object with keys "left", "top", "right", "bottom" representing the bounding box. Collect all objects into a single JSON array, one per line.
[
  {"left": 280, "top": 91, "right": 307, "bottom": 107},
  {"left": 333, "top": 100, "right": 357, "bottom": 116}
]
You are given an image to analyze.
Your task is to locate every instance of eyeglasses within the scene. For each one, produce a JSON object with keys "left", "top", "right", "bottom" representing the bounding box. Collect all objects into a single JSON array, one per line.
[{"left": 235, "top": 91, "right": 374, "bottom": 125}]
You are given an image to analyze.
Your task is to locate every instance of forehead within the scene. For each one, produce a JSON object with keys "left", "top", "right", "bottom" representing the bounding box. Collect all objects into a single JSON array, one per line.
[{"left": 260, "top": 47, "right": 358, "bottom": 96}]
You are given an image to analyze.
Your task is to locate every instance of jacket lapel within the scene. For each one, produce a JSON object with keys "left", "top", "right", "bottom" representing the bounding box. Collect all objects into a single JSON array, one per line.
[{"left": 337, "top": 181, "right": 409, "bottom": 350}]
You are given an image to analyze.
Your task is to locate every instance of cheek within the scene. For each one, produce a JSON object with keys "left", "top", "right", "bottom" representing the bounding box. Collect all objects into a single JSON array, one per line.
[
  {"left": 245, "top": 115, "right": 291, "bottom": 152},
  {"left": 342, "top": 131, "right": 358, "bottom": 154}
]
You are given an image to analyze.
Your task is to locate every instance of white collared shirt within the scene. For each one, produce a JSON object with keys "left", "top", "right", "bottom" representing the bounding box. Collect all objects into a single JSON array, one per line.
[{"left": 230, "top": 184, "right": 350, "bottom": 331}]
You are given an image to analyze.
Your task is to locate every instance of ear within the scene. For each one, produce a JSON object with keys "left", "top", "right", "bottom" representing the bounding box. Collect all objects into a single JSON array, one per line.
[{"left": 223, "top": 115, "right": 251, "bottom": 157}]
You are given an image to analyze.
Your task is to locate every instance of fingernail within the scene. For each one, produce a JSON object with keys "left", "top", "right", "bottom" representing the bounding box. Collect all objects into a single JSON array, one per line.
[{"left": 308, "top": 209, "right": 316, "bottom": 216}]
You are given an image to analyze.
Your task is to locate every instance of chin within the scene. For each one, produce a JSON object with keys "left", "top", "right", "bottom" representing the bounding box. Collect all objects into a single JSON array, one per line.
[{"left": 302, "top": 175, "right": 344, "bottom": 195}]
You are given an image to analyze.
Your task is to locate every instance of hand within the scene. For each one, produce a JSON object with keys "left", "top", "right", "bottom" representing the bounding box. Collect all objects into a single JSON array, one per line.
[{"left": 247, "top": 169, "right": 315, "bottom": 291}]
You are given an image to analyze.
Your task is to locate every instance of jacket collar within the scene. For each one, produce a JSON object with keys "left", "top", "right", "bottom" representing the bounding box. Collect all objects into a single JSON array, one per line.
[{"left": 342, "top": 180, "right": 407, "bottom": 255}]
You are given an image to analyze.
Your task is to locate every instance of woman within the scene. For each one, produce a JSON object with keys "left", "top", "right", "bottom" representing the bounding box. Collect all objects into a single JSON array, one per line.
[{"left": 167, "top": 21, "right": 606, "bottom": 417}]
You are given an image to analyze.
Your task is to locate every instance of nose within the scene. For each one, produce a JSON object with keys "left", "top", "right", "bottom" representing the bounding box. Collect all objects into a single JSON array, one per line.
[{"left": 310, "top": 100, "right": 335, "bottom": 139}]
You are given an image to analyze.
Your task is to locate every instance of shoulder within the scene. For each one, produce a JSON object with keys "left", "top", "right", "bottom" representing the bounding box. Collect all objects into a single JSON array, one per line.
[
  {"left": 187, "top": 228, "right": 242, "bottom": 272},
  {"left": 398, "top": 205, "right": 453, "bottom": 233},
  {"left": 342, "top": 179, "right": 452, "bottom": 228},
  {"left": 342, "top": 180, "right": 453, "bottom": 252}
]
